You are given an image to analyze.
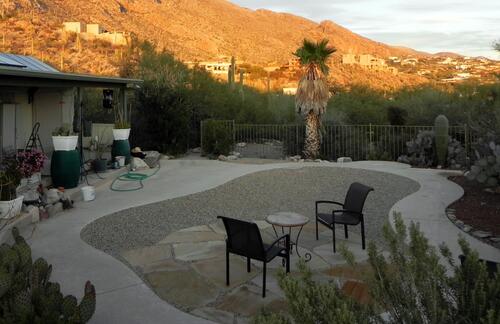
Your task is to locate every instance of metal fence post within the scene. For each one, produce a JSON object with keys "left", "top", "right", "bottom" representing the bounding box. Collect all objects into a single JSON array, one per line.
[
  {"left": 200, "top": 120, "right": 204, "bottom": 155},
  {"left": 232, "top": 120, "right": 236, "bottom": 151},
  {"left": 464, "top": 123, "right": 470, "bottom": 168}
]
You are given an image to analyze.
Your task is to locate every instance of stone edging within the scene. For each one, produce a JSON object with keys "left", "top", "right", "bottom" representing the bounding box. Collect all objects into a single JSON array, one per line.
[{"left": 445, "top": 207, "right": 500, "bottom": 249}]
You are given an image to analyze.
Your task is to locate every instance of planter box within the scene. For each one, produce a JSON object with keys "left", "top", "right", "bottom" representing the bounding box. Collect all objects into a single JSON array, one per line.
[
  {"left": 0, "top": 196, "right": 24, "bottom": 219},
  {"left": 112, "top": 128, "right": 130, "bottom": 141},
  {"left": 52, "top": 136, "right": 79, "bottom": 151}
]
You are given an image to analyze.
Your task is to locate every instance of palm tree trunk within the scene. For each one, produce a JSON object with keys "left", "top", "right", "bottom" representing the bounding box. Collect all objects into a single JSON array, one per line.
[{"left": 303, "top": 111, "right": 320, "bottom": 159}]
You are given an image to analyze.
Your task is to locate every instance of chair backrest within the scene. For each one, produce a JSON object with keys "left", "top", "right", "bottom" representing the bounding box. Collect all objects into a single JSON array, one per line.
[
  {"left": 217, "top": 216, "right": 265, "bottom": 260},
  {"left": 343, "top": 182, "right": 374, "bottom": 214}
]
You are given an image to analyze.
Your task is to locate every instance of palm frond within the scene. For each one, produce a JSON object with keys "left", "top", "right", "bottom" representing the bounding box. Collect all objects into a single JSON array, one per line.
[{"left": 293, "top": 38, "right": 336, "bottom": 75}]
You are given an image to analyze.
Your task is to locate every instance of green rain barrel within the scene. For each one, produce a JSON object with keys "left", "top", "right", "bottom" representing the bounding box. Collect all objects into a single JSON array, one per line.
[
  {"left": 112, "top": 140, "right": 131, "bottom": 164},
  {"left": 51, "top": 150, "right": 80, "bottom": 189}
]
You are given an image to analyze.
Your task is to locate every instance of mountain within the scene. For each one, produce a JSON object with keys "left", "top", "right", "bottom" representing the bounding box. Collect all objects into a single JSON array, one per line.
[{"left": 1, "top": 0, "right": 431, "bottom": 89}]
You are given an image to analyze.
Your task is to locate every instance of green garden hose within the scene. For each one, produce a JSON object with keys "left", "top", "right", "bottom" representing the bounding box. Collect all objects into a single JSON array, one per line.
[{"left": 110, "top": 162, "right": 161, "bottom": 192}]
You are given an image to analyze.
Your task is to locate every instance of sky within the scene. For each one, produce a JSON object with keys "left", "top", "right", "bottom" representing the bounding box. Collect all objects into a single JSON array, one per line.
[{"left": 230, "top": 0, "right": 500, "bottom": 60}]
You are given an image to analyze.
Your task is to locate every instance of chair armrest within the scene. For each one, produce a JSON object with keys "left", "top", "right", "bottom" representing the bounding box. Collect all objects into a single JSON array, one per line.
[
  {"left": 316, "top": 201, "right": 344, "bottom": 216},
  {"left": 332, "top": 209, "right": 363, "bottom": 216},
  {"left": 316, "top": 200, "right": 344, "bottom": 207},
  {"left": 265, "top": 234, "right": 290, "bottom": 253}
]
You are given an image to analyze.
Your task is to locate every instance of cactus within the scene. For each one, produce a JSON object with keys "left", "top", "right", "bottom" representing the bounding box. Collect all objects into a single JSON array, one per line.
[
  {"left": 434, "top": 115, "right": 449, "bottom": 167},
  {"left": 78, "top": 281, "right": 97, "bottom": 323},
  {"left": 228, "top": 56, "right": 236, "bottom": 89},
  {"left": 466, "top": 136, "right": 500, "bottom": 187},
  {"left": 0, "top": 270, "right": 12, "bottom": 298},
  {"left": 0, "top": 227, "right": 96, "bottom": 323}
]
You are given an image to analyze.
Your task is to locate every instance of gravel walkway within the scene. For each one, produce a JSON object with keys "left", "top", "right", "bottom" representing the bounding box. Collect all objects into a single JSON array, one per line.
[{"left": 81, "top": 167, "right": 419, "bottom": 255}]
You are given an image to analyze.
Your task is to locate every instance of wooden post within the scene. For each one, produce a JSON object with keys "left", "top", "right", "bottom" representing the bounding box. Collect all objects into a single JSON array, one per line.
[
  {"left": 60, "top": 46, "right": 64, "bottom": 70},
  {"left": 77, "top": 87, "right": 83, "bottom": 162},
  {"left": 121, "top": 86, "right": 127, "bottom": 124}
]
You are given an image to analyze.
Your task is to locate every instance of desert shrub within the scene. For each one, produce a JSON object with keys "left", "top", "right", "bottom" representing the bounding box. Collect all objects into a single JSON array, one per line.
[
  {"left": 122, "top": 42, "right": 295, "bottom": 153},
  {"left": 253, "top": 261, "right": 376, "bottom": 324},
  {"left": 254, "top": 214, "right": 500, "bottom": 324},
  {"left": 201, "top": 120, "right": 234, "bottom": 156},
  {"left": 387, "top": 106, "right": 407, "bottom": 125}
]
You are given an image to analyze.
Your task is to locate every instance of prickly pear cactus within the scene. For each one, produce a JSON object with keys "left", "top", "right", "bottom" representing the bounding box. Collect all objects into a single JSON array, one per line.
[
  {"left": 78, "top": 281, "right": 96, "bottom": 323},
  {"left": 434, "top": 115, "right": 449, "bottom": 167},
  {"left": 466, "top": 136, "right": 500, "bottom": 187},
  {"left": 0, "top": 227, "right": 96, "bottom": 323}
]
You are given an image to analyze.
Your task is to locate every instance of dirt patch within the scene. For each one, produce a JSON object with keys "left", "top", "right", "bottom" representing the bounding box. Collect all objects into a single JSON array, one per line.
[{"left": 448, "top": 176, "right": 500, "bottom": 237}]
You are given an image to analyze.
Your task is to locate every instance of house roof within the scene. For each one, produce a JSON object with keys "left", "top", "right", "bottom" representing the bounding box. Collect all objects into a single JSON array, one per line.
[{"left": 0, "top": 53, "right": 142, "bottom": 88}]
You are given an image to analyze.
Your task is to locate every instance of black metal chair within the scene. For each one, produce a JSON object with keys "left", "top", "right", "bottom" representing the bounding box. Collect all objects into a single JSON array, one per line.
[
  {"left": 315, "top": 182, "right": 374, "bottom": 253},
  {"left": 218, "top": 216, "right": 290, "bottom": 297}
]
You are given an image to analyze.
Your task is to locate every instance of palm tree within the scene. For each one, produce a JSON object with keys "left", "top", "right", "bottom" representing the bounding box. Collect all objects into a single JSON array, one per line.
[{"left": 294, "top": 39, "right": 336, "bottom": 159}]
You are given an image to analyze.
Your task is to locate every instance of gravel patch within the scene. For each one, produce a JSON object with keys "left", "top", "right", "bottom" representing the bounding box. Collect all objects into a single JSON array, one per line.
[{"left": 81, "top": 167, "right": 419, "bottom": 256}]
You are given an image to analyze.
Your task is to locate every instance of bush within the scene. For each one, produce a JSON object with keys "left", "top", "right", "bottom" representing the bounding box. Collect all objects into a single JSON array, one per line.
[
  {"left": 254, "top": 214, "right": 500, "bottom": 324},
  {"left": 201, "top": 120, "right": 234, "bottom": 156},
  {"left": 387, "top": 106, "right": 407, "bottom": 126}
]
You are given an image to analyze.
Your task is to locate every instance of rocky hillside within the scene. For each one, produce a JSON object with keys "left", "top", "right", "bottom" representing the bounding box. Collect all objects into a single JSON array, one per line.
[{"left": 0, "top": 0, "right": 430, "bottom": 89}]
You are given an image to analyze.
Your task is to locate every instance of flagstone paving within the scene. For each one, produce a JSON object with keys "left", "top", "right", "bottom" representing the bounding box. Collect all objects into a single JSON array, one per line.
[{"left": 120, "top": 221, "right": 373, "bottom": 323}]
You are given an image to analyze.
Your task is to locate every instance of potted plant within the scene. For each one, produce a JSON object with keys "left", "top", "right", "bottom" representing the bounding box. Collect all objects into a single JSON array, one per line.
[
  {"left": 0, "top": 154, "right": 23, "bottom": 219},
  {"left": 16, "top": 150, "right": 47, "bottom": 201},
  {"left": 90, "top": 135, "right": 108, "bottom": 172},
  {"left": 52, "top": 124, "right": 79, "bottom": 151},
  {"left": 112, "top": 108, "right": 131, "bottom": 141}
]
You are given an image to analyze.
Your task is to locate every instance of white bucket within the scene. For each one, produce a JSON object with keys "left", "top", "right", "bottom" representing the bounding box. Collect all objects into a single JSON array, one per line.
[
  {"left": 116, "top": 156, "right": 125, "bottom": 167},
  {"left": 81, "top": 186, "right": 96, "bottom": 202}
]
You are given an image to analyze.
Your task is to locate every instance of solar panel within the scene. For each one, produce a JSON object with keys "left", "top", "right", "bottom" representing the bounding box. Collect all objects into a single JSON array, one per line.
[
  {"left": 0, "top": 53, "right": 58, "bottom": 72},
  {"left": 0, "top": 54, "right": 26, "bottom": 68}
]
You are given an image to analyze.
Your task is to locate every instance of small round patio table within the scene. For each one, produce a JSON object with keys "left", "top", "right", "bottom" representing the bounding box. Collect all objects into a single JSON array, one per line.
[{"left": 266, "top": 212, "right": 312, "bottom": 262}]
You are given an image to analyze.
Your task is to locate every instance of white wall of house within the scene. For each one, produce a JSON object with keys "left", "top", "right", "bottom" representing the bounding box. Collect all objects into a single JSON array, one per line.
[
  {"left": 33, "top": 88, "right": 75, "bottom": 154},
  {"left": 1, "top": 90, "right": 33, "bottom": 152},
  {"left": 1, "top": 87, "right": 75, "bottom": 155}
]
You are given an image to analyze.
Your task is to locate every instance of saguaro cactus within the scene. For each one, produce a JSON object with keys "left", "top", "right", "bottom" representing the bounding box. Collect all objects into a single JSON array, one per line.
[
  {"left": 434, "top": 114, "right": 449, "bottom": 167},
  {"left": 228, "top": 56, "right": 236, "bottom": 89}
]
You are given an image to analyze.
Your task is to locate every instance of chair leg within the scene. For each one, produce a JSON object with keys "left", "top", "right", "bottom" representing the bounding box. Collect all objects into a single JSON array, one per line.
[
  {"left": 332, "top": 225, "right": 336, "bottom": 253},
  {"left": 226, "top": 249, "right": 230, "bottom": 286},
  {"left": 361, "top": 220, "right": 366, "bottom": 250},
  {"left": 344, "top": 225, "right": 348, "bottom": 239},
  {"left": 262, "top": 262, "right": 267, "bottom": 298},
  {"left": 247, "top": 257, "right": 251, "bottom": 273},
  {"left": 315, "top": 216, "right": 319, "bottom": 240}
]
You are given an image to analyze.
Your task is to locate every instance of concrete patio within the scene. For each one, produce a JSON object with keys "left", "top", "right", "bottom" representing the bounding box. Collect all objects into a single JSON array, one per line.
[{"left": 22, "top": 159, "right": 500, "bottom": 324}]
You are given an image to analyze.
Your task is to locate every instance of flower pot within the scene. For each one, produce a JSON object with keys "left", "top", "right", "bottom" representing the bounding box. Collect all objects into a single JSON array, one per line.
[
  {"left": 112, "top": 128, "right": 130, "bottom": 141},
  {"left": 17, "top": 172, "right": 41, "bottom": 202},
  {"left": 92, "top": 159, "right": 108, "bottom": 173},
  {"left": 0, "top": 196, "right": 24, "bottom": 219},
  {"left": 52, "top": 136, "right": 79, "bottom": 151}
]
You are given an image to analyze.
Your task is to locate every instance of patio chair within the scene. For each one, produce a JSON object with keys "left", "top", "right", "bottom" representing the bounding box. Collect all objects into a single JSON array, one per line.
[
  {"left": 218, "top": 216, "right": 290, "bottom": 297},
  {"left": 315, "top": 182, "right": 374, "bottom": 253}
]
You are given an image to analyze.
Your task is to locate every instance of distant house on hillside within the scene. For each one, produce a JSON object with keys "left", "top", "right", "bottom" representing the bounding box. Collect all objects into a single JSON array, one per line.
[
  {"left": 62, "top": 22, "right": 85, "bottom": 34},
  {"left": 198, "top": 61, "right": 232, "bottom": 75},
  {"left": 401, "top": 58, "right": 418, "bottom": 66},
  {"left": 62, "top": 22, "right": 129, "bottom": 46},
  {"left": 282, "top": 87, "right": 297, "bottom": 95},
  {"left": 341, "top": 54, "right": 356, "bottom": 65}
]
